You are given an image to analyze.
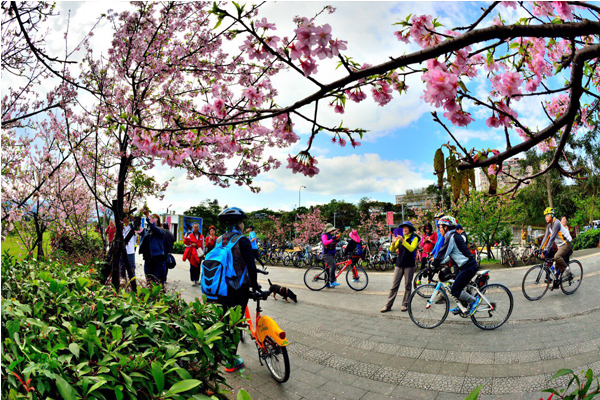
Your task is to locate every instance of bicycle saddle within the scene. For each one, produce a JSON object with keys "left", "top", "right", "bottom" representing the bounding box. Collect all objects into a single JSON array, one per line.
[{"left": 475, "top": 269, "right": 490, "bottom": 276}]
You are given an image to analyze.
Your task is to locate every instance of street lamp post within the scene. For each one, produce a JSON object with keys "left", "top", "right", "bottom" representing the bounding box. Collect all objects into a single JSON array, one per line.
[{"left": 299, "top": 186, "right": 306, "bottom": 209}]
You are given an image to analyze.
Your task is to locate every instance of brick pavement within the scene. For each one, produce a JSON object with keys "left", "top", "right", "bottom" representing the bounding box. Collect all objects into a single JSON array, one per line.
[{"left": 163, "top": 248, "right": 600, "bottom": 400}]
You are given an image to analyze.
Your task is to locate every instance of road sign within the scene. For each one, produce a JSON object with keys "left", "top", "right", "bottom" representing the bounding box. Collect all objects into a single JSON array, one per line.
[{"left": 386, "top": 211, "right": 394, "bottom": 225}]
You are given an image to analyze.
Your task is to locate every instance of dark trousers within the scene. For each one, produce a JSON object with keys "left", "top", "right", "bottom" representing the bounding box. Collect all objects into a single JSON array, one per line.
[
  {"left": 144, "top": 258, "right": 167, "bottom": 284},
  {"left": 253, "top": 249, "right": 265, "bottom": 268},
  {"left": 190, "top": 263, "right": 200, "bottom": 282},
  {"left": 323, "top": 253, "right": 336, "bottom": 283},
  {"left": 215, "top": 286, "right": 250, "bottom": 356},
  {"left": 450, "top": 260, "right": 478, "bottom": 299}
]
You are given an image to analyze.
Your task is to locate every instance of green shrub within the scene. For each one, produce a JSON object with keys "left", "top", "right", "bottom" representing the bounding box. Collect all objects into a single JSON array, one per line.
[
  {"left": 1, "top": 254, "right": 246, "bottom": 399},
  {"left": 172, "top": 241, "right": 185, "bottom": 254},
  {"left": 573, "top": 228, "right": 600, "bottom": 250},
  {"left": 50, "top": 230, "right": 104, "bottom": 264}
]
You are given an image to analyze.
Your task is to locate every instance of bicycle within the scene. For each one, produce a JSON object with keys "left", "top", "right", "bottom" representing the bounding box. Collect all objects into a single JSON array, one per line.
[
  {"left": 303, "top": 257, "right": 369, "bottom": 291},
  {"left": 243, "top": 288, "right": 291, "bottom": 383},
  {"left": 521, "top": 250, "right": 583, "bottom": 301},
  {"left": 408, "top": 268, "right": 513, "bottom": 330},
  {"left": 499, "top": 244, "right": 517, "bottom": 268}
]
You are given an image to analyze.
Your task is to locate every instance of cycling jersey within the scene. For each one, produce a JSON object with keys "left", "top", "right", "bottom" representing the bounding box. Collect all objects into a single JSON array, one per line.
[
  {"left": 541, "top": 217, "right": 572, "bottom": 251},
  {"left": 432, "top": 230, "right": 474, "bottom": 270}
]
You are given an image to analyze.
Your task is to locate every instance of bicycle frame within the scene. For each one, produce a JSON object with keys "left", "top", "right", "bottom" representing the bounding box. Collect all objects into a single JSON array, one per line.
[
  {"left": 334, "top": 259, "right": 357, "bottom": 280},
  {"left": 426, "top": 278, "right": 494, "bottom": 315},
  {"left": 245, "top": 297, "right": 289, "bottom": 350}
]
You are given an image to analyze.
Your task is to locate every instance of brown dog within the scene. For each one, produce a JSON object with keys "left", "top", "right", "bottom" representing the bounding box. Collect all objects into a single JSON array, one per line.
[{"left": 268, "top": 279, "right": 297, "bottom": 303}]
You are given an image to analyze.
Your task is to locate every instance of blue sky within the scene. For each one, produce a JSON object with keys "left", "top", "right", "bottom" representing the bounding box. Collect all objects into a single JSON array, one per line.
[{"left": 7, "top": 2, "right": 571, "bottom": 215}]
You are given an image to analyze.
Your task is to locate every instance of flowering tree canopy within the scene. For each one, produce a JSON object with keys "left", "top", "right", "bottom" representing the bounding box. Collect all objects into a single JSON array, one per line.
[{"left": 293, "top": 207, "right": 325, "bottom": 245}]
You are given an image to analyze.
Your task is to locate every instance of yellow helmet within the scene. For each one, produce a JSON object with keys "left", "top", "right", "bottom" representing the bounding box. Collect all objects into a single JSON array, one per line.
[{"left": 543, "top": 207, "right": 555, "bottom": 216}]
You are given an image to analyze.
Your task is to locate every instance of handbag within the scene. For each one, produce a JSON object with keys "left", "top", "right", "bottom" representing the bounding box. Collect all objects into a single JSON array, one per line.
[
  {"left": 197, "top": 246, "right": 205, "bottom": 258},
  {"left": 166, "top": 253, "right": 176, "bottom": 269}
]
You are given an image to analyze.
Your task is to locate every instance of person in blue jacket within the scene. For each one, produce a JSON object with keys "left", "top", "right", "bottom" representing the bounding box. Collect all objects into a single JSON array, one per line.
[
  {"left": 139, "top": 207, "right": 167, "bottom": 285},
  {"left": 432, "top": 212, "right": 446, "bottom": 257}
]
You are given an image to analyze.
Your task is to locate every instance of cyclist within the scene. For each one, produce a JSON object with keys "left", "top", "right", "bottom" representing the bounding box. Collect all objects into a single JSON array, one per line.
[
  {"left": 215, "top": 207, "right": 262, "bottom": 372},
  {"left": 321, "top": 223, "right": 341, "bottom": 288},
  {"left": 431, "top": 216, "right": 481, "bottom": 316},
  {"left": 540, "top": 207, "right": 573, "bottom": 282},
  {"left": 455, "top": 224, "right": 468, "bottom": 245},
  {"left": 247, "top": 225, "right": 266, "bottom": 271},
  {"left": 344, "top": 229, "right": 364, "bottom": 272}
]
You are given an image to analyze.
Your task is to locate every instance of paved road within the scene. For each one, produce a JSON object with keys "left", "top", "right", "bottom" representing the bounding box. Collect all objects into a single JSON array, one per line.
[{"left": 148, "top": 248, "right": 600, "bottom": 400}]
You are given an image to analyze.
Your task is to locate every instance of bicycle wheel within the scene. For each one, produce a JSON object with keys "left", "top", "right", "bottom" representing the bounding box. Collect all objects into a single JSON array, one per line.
[
  {"left": 412, "top": 269, "right": 438, "bottom": 298},
  {"left": 263, "top": 336, "right": 290, "bottom": 383},
  {"left": 303, "top": 266, "right": 328, "bottom": 291},
  {"left": 471, "top": 283, "right": 513, "bottom": 330},
  {"left": 507, "top": 250, "right": 516, "bottom": 268},
  {"left": 346, "top": 267, "right": 368, "bottom": 291},
  {"left": 560, "top": 260, "right": 583, "bottom": 295},
  {"left": 521, "top": 248, "right": 531, "bottom": 265},
  {"left": 408, "top": 284, "right": 449, "bottom": 329},
  {"left": 521, "top": 264, "right": 549, "bottom": 301}
]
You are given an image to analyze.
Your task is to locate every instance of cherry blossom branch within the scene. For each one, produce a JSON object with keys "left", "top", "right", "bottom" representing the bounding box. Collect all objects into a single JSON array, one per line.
[
  {"left": 455, "top": 2, "right": 500, "bottom": 32},
  {"left": 2, "top": 102, "right": 62, "bottom": 127},
  {"left": 431, "top": 111, "right": 473, "bottom": 162}
]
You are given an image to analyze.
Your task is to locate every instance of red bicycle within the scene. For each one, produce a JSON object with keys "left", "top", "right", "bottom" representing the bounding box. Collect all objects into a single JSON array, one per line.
[{"left": 303, "top": 258, "right": 369, "bottom": 291}]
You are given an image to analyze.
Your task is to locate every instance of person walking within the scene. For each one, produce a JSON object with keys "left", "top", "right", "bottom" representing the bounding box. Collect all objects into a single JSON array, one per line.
[
  {"left": 321, "top": 223, "right": 341, "bottom": 288},
  {"left": 139, "top": 208, "right": 167, "bottom": 285},
  {"left": 204, "top": 225, "right": 218, "bottom": 254},
  {"left": 105, "top": 220, "right": 116, "bottom": 243},
  {"left": 247, "top": 225, "right": 266, "bottom": 271},
  {"left": 183, "top": 223, "right": 204, "bottom": 285},
  {"left": 381, "top": 221, "right": 419, "bottom": 313}
]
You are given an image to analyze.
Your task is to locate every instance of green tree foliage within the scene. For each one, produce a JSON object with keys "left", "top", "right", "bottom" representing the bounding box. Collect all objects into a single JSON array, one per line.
[
  {"left": 572, "top": 228, "right": 600, "bottom": 250},
  {"left": 453, "top": 191, "right": 517, "bottom": 259},
  {"left": 183, "top": 199, "right": 223, "bottom": 233}
]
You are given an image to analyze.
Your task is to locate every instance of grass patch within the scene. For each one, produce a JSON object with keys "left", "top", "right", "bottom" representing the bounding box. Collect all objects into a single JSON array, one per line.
[{"left": 1, "top": 231, "right": 52, "bottom": 260}]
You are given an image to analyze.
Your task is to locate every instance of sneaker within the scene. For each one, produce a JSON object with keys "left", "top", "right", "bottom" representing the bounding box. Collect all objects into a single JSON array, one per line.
[
  {"left": 352, "top": 278, "right": 360, "bottom": 283},
  {"left": 380, "top": 307, "right": 391, "bottom": 313},
  {"left": 563, "top": 271, "right": 573, "bottom": 281},
  {"left": 224, "top": 357, "right": 244, "bottom": 372},
  {"left": 450, "top": 306, "right": 461, "bottom": 315},
  {"left": 325, "top": 283, "right": 332, "bottom": 288},
  {"left": 468, "top": 297, "right": 482, "bottom": 316},
  {"left": 330, "top": 282, "right": 340, "bottom": 287}
]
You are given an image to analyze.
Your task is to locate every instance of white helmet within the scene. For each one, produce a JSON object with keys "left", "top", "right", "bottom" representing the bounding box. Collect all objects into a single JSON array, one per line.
[{"left": 438, "top": 215, "right": 457, "bottom": 228}]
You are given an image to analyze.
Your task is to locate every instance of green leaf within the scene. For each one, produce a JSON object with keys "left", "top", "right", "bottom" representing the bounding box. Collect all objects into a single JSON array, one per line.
[
  {"left": 237, "top": 389, "right": 252, "bottom": 400},
  {"left": 69, "top": 343, "right": 80, "bottom": 358},
  {"left": 39, "top": 271, "right": 53, "bottom": 282},
  {"left": 6, "top": 320, "right": 20, "bottom": 337},
  {"left": 55, "top": 376, "right": 78, "bottom": 400},
  {"left": 551, "top": 369, "right": 574, "bottom": 380},
  {"left": 464, "top": 385, "right": 482, "bottom": 400},
  {"left": 87, "top": 380, "right": 107, "bottom": 395},
  {"left": 111, "top": 325, "right": 122, "bottom": 343},
  {"left": 165, "top": 379, "right": 202, "bottom": 396},
  {"left": 152, "top": 362, "right": 164, "bottom": 393}
]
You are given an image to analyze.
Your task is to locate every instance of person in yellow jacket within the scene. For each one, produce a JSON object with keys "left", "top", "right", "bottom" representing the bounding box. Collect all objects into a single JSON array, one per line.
[{"left": 381, "top": 221, "right": 420, "bottom": 313}]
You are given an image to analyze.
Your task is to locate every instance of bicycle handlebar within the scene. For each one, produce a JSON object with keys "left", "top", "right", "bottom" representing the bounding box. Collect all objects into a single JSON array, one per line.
[{"left": 249, "top": 289, "right": 271, "bottom": 301}]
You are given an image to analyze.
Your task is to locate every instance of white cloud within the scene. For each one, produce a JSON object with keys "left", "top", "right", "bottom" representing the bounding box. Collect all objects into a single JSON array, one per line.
[{"left": 258, "top": 153, "right": 434, "bottom": 196}]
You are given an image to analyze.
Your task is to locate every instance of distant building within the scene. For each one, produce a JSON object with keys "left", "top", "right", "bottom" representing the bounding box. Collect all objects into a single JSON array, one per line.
[
  {"left": 395, "top": 188, "right": 434, "bottom": 209},
  {"left": 475, "top": 158, "right": 533, "bottom": 191}
]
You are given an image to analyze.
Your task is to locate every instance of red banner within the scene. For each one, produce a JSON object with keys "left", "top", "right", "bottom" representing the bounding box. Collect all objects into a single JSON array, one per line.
[{"left": 386, "top": 212, "right": 393, "bottom": 226}]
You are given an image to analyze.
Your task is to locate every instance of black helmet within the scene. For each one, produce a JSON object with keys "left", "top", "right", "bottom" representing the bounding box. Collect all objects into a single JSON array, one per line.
[
  {"left": 218, "top": 207, "right": 247, "bottom": 224},
  {"left": 438, "top": 268, "right": 453, "bottom": 282}
]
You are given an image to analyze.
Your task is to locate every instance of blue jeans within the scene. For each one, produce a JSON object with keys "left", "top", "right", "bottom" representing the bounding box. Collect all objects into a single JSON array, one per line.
[
  {"left": 145, "top": 258, "right": 167, "bottom": 284},
  {"left": 120, "top": 253, "right": 136, "bottom": 278}
]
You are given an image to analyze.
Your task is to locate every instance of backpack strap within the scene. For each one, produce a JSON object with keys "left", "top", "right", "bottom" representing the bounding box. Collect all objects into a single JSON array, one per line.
[{"left": 224, "top": 233, "right": 243, "bottom": 251}]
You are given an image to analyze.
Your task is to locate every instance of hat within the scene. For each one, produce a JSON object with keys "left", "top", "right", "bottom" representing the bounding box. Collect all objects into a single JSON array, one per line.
[
  {"left": 208, "top": 225, "right": 216, "bottom": 232},
  {"left": 324, "top": 223, "right": 335, "bottom": 233},
  {"left": 456, "top": 224, "right": 463, "bottom": 230},
  {"left": 349, "top": 230, "right": 361, "bottom": 243},
  {"left": 398, "top": 221, "right": 416, "bottom": 232}
]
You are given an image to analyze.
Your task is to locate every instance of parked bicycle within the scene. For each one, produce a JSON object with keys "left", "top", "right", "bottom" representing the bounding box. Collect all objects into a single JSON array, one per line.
[
  {"left": 303, "top": 258, "right": 369, "bottom": 291},
  {"left": 499, "top": 244, "right": 517, "bottom": 267},
  {"left": 243, "top": 288, "right": 291, "bottom": 383},
  {"left": 521, "top": 250, "right": 583, "bottom": 301},
  {"left": 408, "top": 268, "right": 514, "bottom": 330}
]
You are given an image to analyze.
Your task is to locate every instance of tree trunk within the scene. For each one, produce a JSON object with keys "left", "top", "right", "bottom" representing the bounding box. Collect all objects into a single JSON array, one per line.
[
  {"left": 545, "top": 174, "right": 553, "bottom": 207},
  {"left": 33, "top": 212, "right": 45, "bottom": 259}
]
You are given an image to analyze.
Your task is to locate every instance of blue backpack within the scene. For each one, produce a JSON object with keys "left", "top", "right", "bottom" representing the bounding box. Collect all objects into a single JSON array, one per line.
[
  {"left": 354, "top": 241, "right": 363, "bottom": 256},
  {"left": 200, "top": 233, "right": 245, "bottom": 300}
]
